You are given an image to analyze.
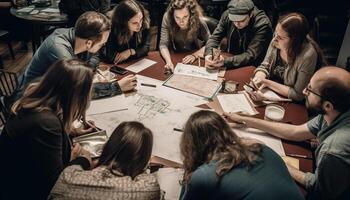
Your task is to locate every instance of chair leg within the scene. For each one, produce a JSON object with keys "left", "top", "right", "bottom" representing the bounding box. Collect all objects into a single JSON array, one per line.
[{"left": 7, "top": 41, "right": 15, "bottom": 60}]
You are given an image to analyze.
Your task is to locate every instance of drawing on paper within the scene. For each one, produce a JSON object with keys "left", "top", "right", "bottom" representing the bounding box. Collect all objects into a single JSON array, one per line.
[{"left": 134, "top": 94, "right": 171, "bottom": 120}]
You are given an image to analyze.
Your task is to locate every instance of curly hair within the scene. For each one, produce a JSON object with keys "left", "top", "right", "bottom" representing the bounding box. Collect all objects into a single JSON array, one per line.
[
  {"left": 111, "top": 0, "right": 150, "bottom": 45},
  {"left": 166, "top": 0, "right": 203, "bottom": 42},
  {"left": 180, "top": 110, "right": 262, "bottom": 184}
]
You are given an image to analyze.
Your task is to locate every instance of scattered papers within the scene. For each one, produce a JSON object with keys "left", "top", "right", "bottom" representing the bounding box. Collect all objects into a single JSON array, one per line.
[
  {"left": 86, "top": 95, "right": 129, "bottom": 116},
  {"left": 126, "top": 58, "right": 156, "bottom": 73},
  {"left": 163, "top": 74, "right": 222, "bottom": 99},
  {"left": 174, "top": 63, "right": 219, "bottom": 80},
  {"left": 261, "top": 88, "right": 292, "bottom": 102},
  {"left": 156, "top": 168, "right": 184, "bottom": 200},
  {"left": 41, "top": 8, "right": 60, "bottom": 13},
  {"left": 217, "top": 93, "right": 258, "bottom": 115},
  {"left": 16, "top": 7, "right": 35, "bottom": 13},
  {"left": 233, "top": 128, "right": 286, "bottom": 156}
]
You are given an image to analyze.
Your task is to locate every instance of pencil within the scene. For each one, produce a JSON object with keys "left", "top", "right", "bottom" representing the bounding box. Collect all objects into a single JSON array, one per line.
[
  {"left": 141, "top": 83, "right": 157, "bottom": 88},
  {"left": 173, "top": 128, "right": 183, "bottom": 132},
  {"left": 286, "top": 153, "right": 312, "bottom": 159}
]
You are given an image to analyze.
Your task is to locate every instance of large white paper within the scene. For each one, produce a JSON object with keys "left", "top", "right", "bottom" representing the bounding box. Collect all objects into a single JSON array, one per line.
[
  {"left": 217, "top": 93, "right": 258, "bottom": 115},
  {"left": 174, "top": 63, "right": 219, "bottom": 80},
  {"left": 87, "top": 75, "right": 207, "bottom": 163},
  {"left": 86, "top": 95, "right": 129, "bottom": 116},
  {"left": 233, "top": 128, "right": 286, "bottom": 156},
  {"left": 126, "top": 58, "right": 156, "bottom": 73},
  {"left": 156, "top": 168, "right": 184, "bottom": 200}
]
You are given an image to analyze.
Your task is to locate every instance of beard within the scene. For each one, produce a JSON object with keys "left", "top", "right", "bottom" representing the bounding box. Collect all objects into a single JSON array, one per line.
[{"left": 306, "top": 98, "right": 326, "bottom": 116}]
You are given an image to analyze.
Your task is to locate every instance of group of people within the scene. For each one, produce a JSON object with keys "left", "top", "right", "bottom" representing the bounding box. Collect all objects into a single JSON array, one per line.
[{"left": 0, "top": 0, "right": 349, "bottom": 199}]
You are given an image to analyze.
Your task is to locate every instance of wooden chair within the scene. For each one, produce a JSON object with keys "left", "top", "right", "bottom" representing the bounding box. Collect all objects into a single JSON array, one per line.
[{"left": 0, "top": 69, "right": 18, "bottom": 126}]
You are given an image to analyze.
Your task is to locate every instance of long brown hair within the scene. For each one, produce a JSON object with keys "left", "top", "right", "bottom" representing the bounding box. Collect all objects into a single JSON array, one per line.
[
  {"left": 180, "top": 110, "right": 262, "bottom": 184},
  {"left": 97, "top": 121, "right": 153, "bottom": 179},
  {"left": 111, "top": 0, "right": 150, "bottom": 45},
  {"left": 167, "top": 0, "right": 203, "bottom": 42},
  {"left": 12, "top": 59, "right": 94, "bottom": 133},
  {"left": 278, "top": 13, "right": 326, "bottom": 67}
]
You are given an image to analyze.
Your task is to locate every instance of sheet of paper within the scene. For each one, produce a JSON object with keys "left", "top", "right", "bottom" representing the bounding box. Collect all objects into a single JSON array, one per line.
[
  {"left": 261, "top": 88, "right": 292, "bottom": 102},
  {"left": 233, "top": 128, "right": 286, "bottom": 156},
  {"left": 16, "top": 7, "right": 35, "bottom": 13},
  {"left": 126, "top": 58, "right": 156, "bottom": 73},
  {"left": 163, "top": 74, "right": 222, "bottom": 99},
  {"left": 217, "top": 93, "right": 258, "bottom": 115},
  {"left": 86, "top": 94, "right": 129, "bottom": 116},
  {"left": 87, "top": 75, "right": 207, "bottom": 163},
  {"left": 281, "top": 156, "right": 299, "bottom": 169},
  {"left": 41, "top": 8, "right": 60, "bottom": 13},
  {"left": 156, "top": 168, "right": 184, "bottom": 200},
  {"left": 174, "top": 63, "right": 219, "bottom": 80}
]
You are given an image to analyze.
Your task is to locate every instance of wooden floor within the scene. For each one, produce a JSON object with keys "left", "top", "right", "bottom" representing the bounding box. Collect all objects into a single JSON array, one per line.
[{"left": 0, "top": 41, "right": 32, "bottom": 76}]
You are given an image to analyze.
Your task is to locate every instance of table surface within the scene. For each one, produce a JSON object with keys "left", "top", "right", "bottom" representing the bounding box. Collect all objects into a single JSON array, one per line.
[
  {"left": 117, "top": 51, "right": 313, "bottom": 174},
  {"left": 10, "top": 1, "right": 67, "bottom": 24}
]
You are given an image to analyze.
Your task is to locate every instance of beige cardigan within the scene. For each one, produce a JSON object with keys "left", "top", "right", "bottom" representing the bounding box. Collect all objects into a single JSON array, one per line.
[
  {"left": 255, "top": 40, "right": 318, "bottom": 101},
  {"left": 49, "top": 165, "right": 162, "bottom": 200}
]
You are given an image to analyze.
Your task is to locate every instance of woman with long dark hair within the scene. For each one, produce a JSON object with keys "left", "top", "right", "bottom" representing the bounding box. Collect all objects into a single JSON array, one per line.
[
  {"left": 159, "top": 0, "right": 211, "bottom": 72},
  {"left": 49, "top": 121, "right": 161, "bottom": 199},
  {"left": 251, "top": 12, "right": 326, "bottom": 102},
  {"left": 0, "top": 59, "right": 94, "bottom": 200},
  {"left": 179, "top": 110, "right": 303, "bottom": 199},
  {"left": 104, "top": 0, "right": 151, "bottom": 64}
]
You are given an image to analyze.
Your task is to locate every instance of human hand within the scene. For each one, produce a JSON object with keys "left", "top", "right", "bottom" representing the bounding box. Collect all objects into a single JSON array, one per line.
[
  {"left": 71, "top": 120, "right": 96, "bottom": 137},
  {"left": 164, "top": 62, "right": 174, "bottom": 73},
  {"left": 205, "top": 55, "right": 224, "bottom": 70},
  {"left": 71, "top": 143, "right": 92, "bottom": 165},
  {"left": 247, "top": 90, "right": 268, "bottom": 102},
  {"left": 223, "top": 112, "right": 247, "bottom": 124},
  {"left": 117, "top": 74, "right": 137, "bottom": 92},
  {"left": 182, "top": 54, "right": 196, "bottom": 64},
  {"left": 114, "top": 49, "right": 132, "bottom": 64}
]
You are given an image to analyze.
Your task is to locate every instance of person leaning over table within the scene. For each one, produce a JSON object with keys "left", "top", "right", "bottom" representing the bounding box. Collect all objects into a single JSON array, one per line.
[
  {"left": 179, "top": 110, "right": 304, "bottom": 200},
  {"left": 225, "top": 66, "right": 350, "bottom": 200},
  {"left": 102, "top": 0, "right": 151, "bottom": 65},
  {"left": 204, "top": 0, "right": 272, "bottom": 70},
  {"left": 10, "top": 11, "right": 136, "bottom": 106},
  {"left": 0, "top": 59, "right": 94, "bottom": 200},
  {"left": 249, "top": 13, "right": 327, "bottom": 102},
  {"left": 49, "top": 121, "right": 163, "bottom": 200},
  {"left": 159, "top": 0, "right": 211, "bottom": 72}
]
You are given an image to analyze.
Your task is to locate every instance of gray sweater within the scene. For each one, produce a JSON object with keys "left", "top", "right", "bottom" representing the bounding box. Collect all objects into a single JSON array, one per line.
[
  {"left": 255, "top": 40, "right": 318, "bottom": 101},
  {"left": 159, "top": 12, "right": 210, "bottom": 52}
]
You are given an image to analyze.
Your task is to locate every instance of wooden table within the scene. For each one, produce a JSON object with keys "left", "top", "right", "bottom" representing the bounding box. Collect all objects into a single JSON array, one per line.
[
  {"left": 117, "top": 51, "right": 313, "bottom": 194},
  {"left": 10, "top": 0, "right": 68, "bottom": 54}
]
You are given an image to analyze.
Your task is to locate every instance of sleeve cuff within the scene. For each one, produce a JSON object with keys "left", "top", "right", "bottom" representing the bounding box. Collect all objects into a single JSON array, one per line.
[
  {"left": 304, "top": 172, "right": 316, "bottom": 190},
  {"left": 69, "top": 156, "right": 91, "bottom": 170}
]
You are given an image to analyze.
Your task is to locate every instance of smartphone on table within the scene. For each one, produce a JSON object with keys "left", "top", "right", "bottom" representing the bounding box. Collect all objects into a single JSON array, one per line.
[{"left": 110, "top": 65, "right": 128, "bottom": 75}]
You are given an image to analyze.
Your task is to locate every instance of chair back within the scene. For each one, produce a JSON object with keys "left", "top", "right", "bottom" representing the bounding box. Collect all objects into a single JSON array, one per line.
[
  {"left": 0, "top": 70, "right": 18, "bottom": 127},
  {"left": 201, "top": 16, "right": 219, "bottom": 34}
]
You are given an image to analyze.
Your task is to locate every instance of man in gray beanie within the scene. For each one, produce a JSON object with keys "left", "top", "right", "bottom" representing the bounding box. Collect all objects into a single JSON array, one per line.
[{"left": 205, "top": 0, "right": 272, "bottom": 69}]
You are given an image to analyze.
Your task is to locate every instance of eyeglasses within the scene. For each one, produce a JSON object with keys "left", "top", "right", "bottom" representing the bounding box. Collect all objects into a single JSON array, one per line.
[{"left": 305, "top": 84, "right": 322, "bottom": 98}]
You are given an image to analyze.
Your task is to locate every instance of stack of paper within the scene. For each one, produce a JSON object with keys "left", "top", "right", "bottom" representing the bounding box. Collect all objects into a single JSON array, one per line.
[
  {"left": 174, "top": 63, "right": 219, "bottom": 80},
  {"left": 217, "top": 93, "right": 258, "bottom": 115}
]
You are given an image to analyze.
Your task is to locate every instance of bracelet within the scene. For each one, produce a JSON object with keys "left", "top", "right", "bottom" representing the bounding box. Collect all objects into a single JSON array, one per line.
[{"left": 191, "top": 54, "right": 197, "bottom": 59}]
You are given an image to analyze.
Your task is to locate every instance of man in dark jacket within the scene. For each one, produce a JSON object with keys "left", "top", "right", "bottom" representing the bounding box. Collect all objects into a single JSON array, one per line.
[{"left": 204, "top": 0, "right": 272, "bottom": 69}]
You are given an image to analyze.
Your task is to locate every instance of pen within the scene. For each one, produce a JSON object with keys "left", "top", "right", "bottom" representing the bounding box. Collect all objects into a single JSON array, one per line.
[
  {"left": 173, "top": 128, "right": 183, "bottom": 132},
  {"left": 83, "top": 119, "right": 100, "bottom": 132},
  {"left": 244, "top": 83, "right": 257, "bottom": 91},
  {"left": 141, "top": 83, "right": 157, "bottom": 88},
  {"left": 286, "top": 153, "right": 312, "bottom": 159}
]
